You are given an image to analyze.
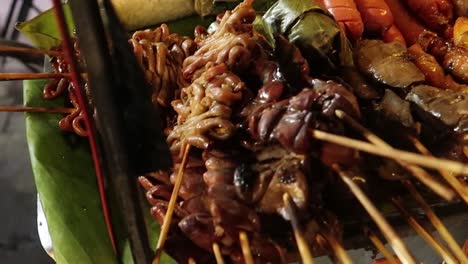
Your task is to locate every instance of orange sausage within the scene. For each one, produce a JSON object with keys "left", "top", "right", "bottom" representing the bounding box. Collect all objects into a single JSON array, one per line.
[
  {"left": 382, "top": 25, "right": 406, "bottom": 46},
  {"left": 384, "top": 0, "right": 428, "bottom": 46},
  {"left": 316, "top": 0, "right": 364, "bottom": 41},
  {"left": 354, "top": 0, "right": 393, "bottom": 36}
]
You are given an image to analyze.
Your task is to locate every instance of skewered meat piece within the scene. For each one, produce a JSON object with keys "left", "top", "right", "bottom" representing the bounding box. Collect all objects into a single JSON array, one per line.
[
  {"left": 168, "top": 64, "right": 246, "bottom": 153},
  {"left": 402, "top": 0, "right": 454, "bottom": 33},
  {"left": 130, "top": 24, "right": 197, "bottom": 107},
  {"left": 247, "top": 80, "right": 361, "bottom": 156},
  {"left": 408, "top": 43, "right": 468, "bottom": 93},
  {"left": 169, "top": 154, "right": 206, "bottom": 200},
  {"left": 418, "top": 31, "right": 468, "bottom": 83},
  {"left": 235, "top": 144, "right": 310, "bottom": 217},
  {"left": 182, "top": 0, "right": 257, "bottom": 79},
  {"left": 355, "top": 40, "right": 425, "bottom": 89}
]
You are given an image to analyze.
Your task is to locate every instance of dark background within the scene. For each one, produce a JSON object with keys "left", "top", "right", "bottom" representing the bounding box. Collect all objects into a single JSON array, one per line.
[{"left": 0, "top": 1, "right": 466, "bottom": 264}]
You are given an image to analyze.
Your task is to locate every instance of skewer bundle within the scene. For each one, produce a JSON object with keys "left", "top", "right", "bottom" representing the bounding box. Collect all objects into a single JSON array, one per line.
[{"left": 1, "top": 0, "right": 468, "bottom": 263}]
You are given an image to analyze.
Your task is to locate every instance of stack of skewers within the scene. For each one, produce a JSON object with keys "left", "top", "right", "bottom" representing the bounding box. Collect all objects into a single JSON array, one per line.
[{"left": 0, "top": 0, "right": 468, "bottom": 263}]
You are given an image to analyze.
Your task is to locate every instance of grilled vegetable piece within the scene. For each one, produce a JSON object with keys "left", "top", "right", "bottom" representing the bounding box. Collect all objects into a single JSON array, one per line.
[
  {"left": 355, "top": 40, "right": 425, "bottom": 89},
  {"left": 406, "top": 85, "right": 468, "bottom": 134}
]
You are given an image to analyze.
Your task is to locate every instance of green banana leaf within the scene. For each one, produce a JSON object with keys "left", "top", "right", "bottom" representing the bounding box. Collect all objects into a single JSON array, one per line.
[
  {"left": 261, "top": 0, "right": 353, "bottom": 72},
  {"left": 20, "top": 4, "right": 184, "bottom": 264},
  {"left": 16, "top": 5, "right": 74, "bottom": 50}
]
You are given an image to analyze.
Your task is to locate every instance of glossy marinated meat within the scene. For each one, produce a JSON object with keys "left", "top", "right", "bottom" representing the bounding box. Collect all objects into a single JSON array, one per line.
[
  {"left": 408, "top": 43, "right": 468, "bottom": 92},
  {"left": 418, "top": 31, "right": 468, "bottom": 83},
  {"left": 402, "top": 0, "right": 453, "bottom": 33},
  {"left": 354, "top": 0, "right": 394, "bottom": 36},
  {"left": 247, "top": 81, "right": 360, "bottom": 155}
]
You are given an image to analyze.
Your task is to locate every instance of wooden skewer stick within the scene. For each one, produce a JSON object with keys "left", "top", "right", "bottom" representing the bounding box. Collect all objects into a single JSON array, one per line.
[
  {"left": 153, "top": 144, "right": 191, "bottom": 264},
  {"left": 315, "top": 233, "right": 352, "bottom": 264},
  {"left": 402, "top": 180, "right": 468, "bottom": 263},
  {"left": 335, "top": 110, "right": 467, "bottom": 262},
  {"left": 366, "top": 229, "right": 400, "bottom": 264},
  {"left": 333, "top": 165, "right": 417, "bottom": 264},
  {"left": 0, "top": 106, "right": 75, "bottom": 114},
  {"left": 212, "top": 243, "right": 225, "bottom": 264},
  {"left": 0, "top": 73, "right": 69, "bottom": 80},
  {"left": 0, "top": 45, "right": 62, "bottom": 56},
  {"left": 335, "top": 110, "right": 456, "bottom": 201},
  {"left": 310, "top": 129, "right": 468, "bottom": 176},
  {"left": 409, "top": 136, "right": 468, "bottom": 203},
  {"left": 391, "top": 197, "right": 458, "bottom": 264},
  {"left": 239, "top": 232, "right": 254, "bottom": 264},
  {"left": 188, "top": 257, "right": 196, "bottom": 264},
  {"left": 283, "top": 193, "right": 314, "bottom": 264}
]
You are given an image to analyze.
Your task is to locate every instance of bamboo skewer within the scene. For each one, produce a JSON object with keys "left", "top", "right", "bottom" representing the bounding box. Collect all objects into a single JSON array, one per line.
[
  {"left": 315, "top": 232, "right": 353, "bottom": 264},
  {"left": 409, "top": 136, "right": 468, "bottom": 203},
  {"left": 0, "top": 72, "right": 70, "bottom": 80},
  {"left": 283, "top": 193, "right": 314, "bottom": 264},
  {"left": 367, "top": 229, "right": 400, "bottom": 264},
  {"left": 402, "top": 180, "right": 468, "bottom": 263},
  {"left": 334, "top": 110, "right": 456, "bottom": 201},
  {"left": 0, "top": 45, "right": 62, "bottom": 56},
  {"left": 0, "top": 106, "right": 75, "bottom": 113},
  {"left": 391, "top": 197, "right": 458, "bottom": 264},
  {"left": 310, "top": 129, "right": 468, "bottom": 176},
  {"left": 239, "top": 232, "right": 254, "bottom": 264},
  {"left": 212, "top": 243, "right": 225, "bottom": 264},
  {"left": 334, "top": 165, "right": 417, "bottom": 264},
  {"left": 153, "top": 144, "right": 191, "bottom": 264},
  {"left": 334, "top": 110, "right": 468, "bottom": 262}
]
